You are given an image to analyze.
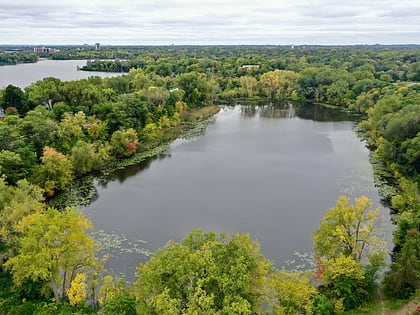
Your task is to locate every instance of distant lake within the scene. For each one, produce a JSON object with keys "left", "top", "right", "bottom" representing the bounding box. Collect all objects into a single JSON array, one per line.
[
  {"left": 83, "top": 103, "right": 392, "bottom": 279},
  {"left": 0, "top": 59, "right": 121, "bottom": 88}
]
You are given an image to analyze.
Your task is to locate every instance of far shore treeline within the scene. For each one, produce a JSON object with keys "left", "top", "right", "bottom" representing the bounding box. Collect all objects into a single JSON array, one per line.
[{"left": 0, "top": 45, "right": 419, "bottom": 314}]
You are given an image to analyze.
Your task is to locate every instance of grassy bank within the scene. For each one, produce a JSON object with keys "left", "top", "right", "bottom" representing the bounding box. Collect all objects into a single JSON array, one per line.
[{"left": 345, "top": 291, "right": 420, "bottom": 315}]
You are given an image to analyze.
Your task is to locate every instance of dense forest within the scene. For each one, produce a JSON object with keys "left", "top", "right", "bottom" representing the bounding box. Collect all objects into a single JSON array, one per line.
[{"left": 0, "top": 45, "right": 419, "bottom": 314}]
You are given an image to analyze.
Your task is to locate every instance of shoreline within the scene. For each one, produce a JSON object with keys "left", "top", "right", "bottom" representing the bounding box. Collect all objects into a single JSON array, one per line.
[{"left": 48, "top": 106, "right": 221, "bottom": 209}]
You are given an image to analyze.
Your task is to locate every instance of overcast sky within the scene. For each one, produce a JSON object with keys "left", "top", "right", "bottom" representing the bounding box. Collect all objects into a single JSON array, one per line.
[{"left": 1, "top": 0, "right": 419, "bottom": 45}]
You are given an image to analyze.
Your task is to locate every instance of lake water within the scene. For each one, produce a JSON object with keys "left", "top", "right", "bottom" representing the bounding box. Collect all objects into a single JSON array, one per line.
[
  {"left": 83, "top": 103, "right": 391, "bottom": 279},
  {"left": 0, "top": 59, "right": 121, "bottom": 88}
]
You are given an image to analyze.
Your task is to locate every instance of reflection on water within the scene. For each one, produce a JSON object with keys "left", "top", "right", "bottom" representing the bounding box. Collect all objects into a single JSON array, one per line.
[
  {"left": 239, "top": 102, "right": 296, "bottom": 119},
  {"left": 237, "top": 101, "right": 355, "bottom": 121},
  {"left": 296, "top": 103, "right": 356, "bottom": 121},
  {"left": 98, "top": 154, "right": 174, "bottom": 188},
  {"left": 98, "top": 157, "right": 155, "bottom": 187}
]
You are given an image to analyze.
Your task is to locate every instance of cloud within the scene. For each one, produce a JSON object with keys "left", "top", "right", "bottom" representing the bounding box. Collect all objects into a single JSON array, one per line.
[{"left": 0, "top": 0, "right": 419, "bottom": 44}]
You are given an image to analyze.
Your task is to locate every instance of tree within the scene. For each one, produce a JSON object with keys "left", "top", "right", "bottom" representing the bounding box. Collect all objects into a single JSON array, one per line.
[
  {"left": 101, "top": 292, "right": 137, "bottom": 315},
  {"left": 4, "top": 207, "right": 97, "bottom": 303},
  {"left": 54, "top": 111, "right": 88, "bottom": 154},
  {"left": 19, "top": 105, "right": 58, "bottom": 158},
  {"left": 407, "top": 61, "right": 420, "bottom": 81},
  {"left": 383, "top": 233, "right": 420, "bottom": 299},
  {"left": 269, "top": 270, "right": 316, "bottom": 315},
  {"left": 110, "top": 128, "right": 139, "bottom": 157},
  {"left": 239, "top": 75, "right": 258, "bottom": 98},
  {"left": 25, "top": 77, "right": 63, "bottom": 106},
  {"left": 1, "top": 85, "right": 29, "bottom": 115},
  {"left": 313, "top": 196, "right": 384, "bottom": 262},
  {"left": 174, "top": 72, "right": 210, "bottom": 107},
  {"left": 326, "top": 79, "right": 350, "bottom": 106},
  {"left": 52, "top": 101, "right": 71, "bottom": 121},
  {"left": 313, "top": 196, "right": 386, "bottom": 311},
  {"left": 0, "top": 179, "right": 45, "bottom": 259},
  {"left": 319, "top": 254, "right": 367, "bottom": 312},
  {"left": 140, "top": 86, "right": 170, "bottom": 107},
  {"left": 259, "top": 69, "right": 299, "bottom": 99},
  {"left": 70, "top": 140, "right": 110, "bottom": 177},
  {"left": 134, "top": 229, "right": 272, "bottom": 314},
  {"left": 31, "top": 147, "right": 74, "bottom": 196},
  {"left": 0, "top": 150, "right": 28, "bottom": 184}
]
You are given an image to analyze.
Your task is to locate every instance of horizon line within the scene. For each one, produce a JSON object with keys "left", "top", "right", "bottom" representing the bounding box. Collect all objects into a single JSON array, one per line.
[{"left": 2, "top": 43, "right": 420, "bottom": 47}]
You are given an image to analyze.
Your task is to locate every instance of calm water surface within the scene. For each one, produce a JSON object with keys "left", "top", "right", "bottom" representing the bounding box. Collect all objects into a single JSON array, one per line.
[
  {"left": 0, "top": 60, "right": 121, "bottom": 88},
  {"left": 83, "top": 103, "right": 390, "bottom": 278}
]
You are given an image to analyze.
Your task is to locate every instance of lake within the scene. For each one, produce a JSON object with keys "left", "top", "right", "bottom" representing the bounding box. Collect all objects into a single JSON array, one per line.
[
  {"left": 0, "top": 59, "right": 121, "bottom": 88},
  {"left": 83, "top": 102, "right": 391, "bottom": 279}
]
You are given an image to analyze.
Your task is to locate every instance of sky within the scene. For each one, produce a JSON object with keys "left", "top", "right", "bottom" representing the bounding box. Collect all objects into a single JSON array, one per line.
[{"left": 1, "top": 0, "right": 420, "bottom": 45}]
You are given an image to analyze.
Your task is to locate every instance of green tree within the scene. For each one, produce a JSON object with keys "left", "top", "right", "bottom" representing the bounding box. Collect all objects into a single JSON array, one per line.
[
  {"left": 407, "top": 61, "right": 420, "bottom": 81},
  {"left": 174, "top": 72, "right": 210, "bottom": 107},
  {"left": 383, "top": 233, "right": 420, "bottom": 299},
  {"left": 52, "top": 101, "right": 71, "bottom": 121},
  {"left": 19, "top": 105, "right": 57, "bottom": 158},
  {"left": 1, "top": 85, "right": 29, "bottom": 115},
  {"left": 0, "top": 150, "right": 28, "bottom": 184},
  {"left": 134, "top": 229, "right": 272, "bottom": 314},
  {"left": 101, "top": 292, "right": 137, "bottom": 315},
  {"left": 25, "top": 77, "right": 63, "bottom": 106}
]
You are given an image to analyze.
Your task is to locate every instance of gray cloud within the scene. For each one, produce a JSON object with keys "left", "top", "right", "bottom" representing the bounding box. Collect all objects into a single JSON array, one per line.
[{"left": 0, "top": 0, "right": 419, "bottom": 45}]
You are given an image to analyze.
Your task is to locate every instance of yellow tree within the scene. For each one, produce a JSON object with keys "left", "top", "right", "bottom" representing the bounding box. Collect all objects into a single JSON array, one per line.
[
  {"left": 4, "top": 207, "right": 98, "bottom": 303},
  {"left": 269, "top": 270, "right": 317, "bottom": 315},
  {"left": 32, "top": 146, "right": 74, "bottom": 196},
  {"left": 239, "top": 75, "right": 258, "bottom": 98},
  {"left": 313, "top": 196, "right": 384, "bottom": 262},
  {"left": 0, "top": 179, "right": 45, "bottom": 259},
  {"left": 313, "top": 196, "right": 386, "bottom": 311},
  {"left": 259, "top": 69, "right": 299, "bottom": 99}
]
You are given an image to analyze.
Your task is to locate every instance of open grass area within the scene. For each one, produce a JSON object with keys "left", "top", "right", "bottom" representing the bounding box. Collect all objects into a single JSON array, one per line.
[{"left": 345, "top": 291, "right": 420, "bottom": 315}]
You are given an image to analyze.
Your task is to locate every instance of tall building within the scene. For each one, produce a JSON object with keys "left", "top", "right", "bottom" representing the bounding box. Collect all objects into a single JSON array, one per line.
[{"left": 95, "top": 43, "right": 100, "bottom": 50}]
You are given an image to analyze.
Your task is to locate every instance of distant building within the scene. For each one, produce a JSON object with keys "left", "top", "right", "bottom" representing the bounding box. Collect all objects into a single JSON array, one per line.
[
  {"left": 3, "top": 48, "right": 23, "bottom": 54},
  {"left": 242, "top": 64, "right": 260, "bottom": 69},
  {"left": 33, "top": 47, "right": 60, "bottom": 54},
  {"left": 95, "top": 43, "right": 100, "bottom": 50}
]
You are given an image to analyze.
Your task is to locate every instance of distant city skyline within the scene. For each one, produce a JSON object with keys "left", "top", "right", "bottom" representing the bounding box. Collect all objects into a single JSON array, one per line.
[{"left": 1, "top": 0, "right": 420, "bottom": 45}]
